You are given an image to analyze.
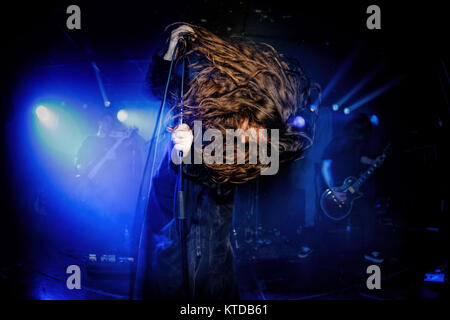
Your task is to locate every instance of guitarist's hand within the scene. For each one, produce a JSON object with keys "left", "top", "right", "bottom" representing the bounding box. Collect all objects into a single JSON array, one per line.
[{"left": 332, "top": 189, "right": 347, "bottom": 202}]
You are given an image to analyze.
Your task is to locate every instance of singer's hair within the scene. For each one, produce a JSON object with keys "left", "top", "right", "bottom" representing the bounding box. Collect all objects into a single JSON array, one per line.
[{"left": 170, "top": 23, "right": 320, "bottom": 184}]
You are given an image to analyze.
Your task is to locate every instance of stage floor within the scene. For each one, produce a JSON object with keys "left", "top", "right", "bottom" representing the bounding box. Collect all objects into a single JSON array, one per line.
[{"left": 2, "top": 217, "right": 447, "bottom": 300}]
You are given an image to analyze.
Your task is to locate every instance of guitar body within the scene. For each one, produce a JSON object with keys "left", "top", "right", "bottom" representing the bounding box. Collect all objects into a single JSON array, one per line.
[
  {"left": 320, "top": 143, "right": 390, "bottom": 221},
  {"left": 320, "top": 176, "right": 363, "bottom": 221},
  {"left": 74, "top": 127, "right": 137, "bottom": 203}
]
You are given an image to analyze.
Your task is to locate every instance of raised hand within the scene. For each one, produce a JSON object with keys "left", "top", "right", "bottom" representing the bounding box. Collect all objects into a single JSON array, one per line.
[
  {"left": 171, "top": 123, "right": 193, "bottom": 156},
  {"left": 163, "top": 25, "right": 196, "bottom": 61}
]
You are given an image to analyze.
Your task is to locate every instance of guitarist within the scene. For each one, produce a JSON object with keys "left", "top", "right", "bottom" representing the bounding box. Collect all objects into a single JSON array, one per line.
[
  {"left": 76, "top": 113, "right": 116, "bottom": 179},
  {"left": 75, "top": 113, "right": 144, "bottom": 251},
  {"left": 321, "top": 113, "right": 385, "bottom": 263}
]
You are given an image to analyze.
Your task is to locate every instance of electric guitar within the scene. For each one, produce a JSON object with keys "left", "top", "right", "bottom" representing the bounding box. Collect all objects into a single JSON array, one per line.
[
  {"left": 75, "top": 127, "right": 137, "bottom": 201},
  {"left": 86, "top": 127, "right": 137, "bottom": 180},
  {"left": 320, "top": 143, "right": 391, "bottom": 221}
]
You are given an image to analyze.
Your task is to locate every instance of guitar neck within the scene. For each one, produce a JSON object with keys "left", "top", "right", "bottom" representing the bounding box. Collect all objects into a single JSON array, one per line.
[
  {"left": 351, "top": 164, "right": 377, "bottom": 191},
  {"left": 87, "top": 136, "right": 127, "bottom": 180},
  {"left": 350, "top": 144, "right": 390, "bottom": 192}
]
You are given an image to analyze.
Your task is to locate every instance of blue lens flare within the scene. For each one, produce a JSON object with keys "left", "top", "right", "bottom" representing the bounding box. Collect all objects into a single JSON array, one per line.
[
  {"left": 370, "top": 114, "right": 379, "bottom": 126},
  {"left": 31, "top": 100, "right": 89, "bottom": 166},
  {"left": 35, "top": 105, "right": 58, "bottom": 128},
  {"left": 292, "top": 116, "right": 306, "bottom": 128},
  {"left": 117, "top": 109, "right": 129, "bottom": 122}
]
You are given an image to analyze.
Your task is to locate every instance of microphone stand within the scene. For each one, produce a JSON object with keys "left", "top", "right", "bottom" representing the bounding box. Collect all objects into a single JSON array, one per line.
[
  {"left": 129, "top": 36, "right": 189, "bottom": 300},
  {"left": 177, "top": 37, "right": 190, "bottom": 300}
]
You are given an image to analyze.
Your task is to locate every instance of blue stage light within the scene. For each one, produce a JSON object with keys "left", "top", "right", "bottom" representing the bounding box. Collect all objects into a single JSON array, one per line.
[
  {"left": 345, "top": 76, "right": 404, "bottom": 113},
  {"left": 116, "top": 107, "right": 157, "bottom": 140},
  {"left": 35, "top": 105, "right": 57, "bottom": 128},
  {"left": 117, "top": 109, "right": 128, "bottom": 122},
  {"left": 35, "top": 105, "right": 49, "bottom": 120},
  {"left": 370, "top": 114, "right": 379, "bottom": 126},
  {"left": 292, "top": 116, "right": 306, "bottom": 128},
  {"left": 313, "top": 44, "right": 362, "bottom": 107},
  {"left": 32, "top": 100, "right": 88, "bottom": 163},
  {"left": 335, "top": 63, "right": 383, "bottom": 107},
  {"left": 332, "top": 104, "right": 339, "bottom": 111},
  {"left": 343, "top": 107, "right": 350, "bottom": 115}
]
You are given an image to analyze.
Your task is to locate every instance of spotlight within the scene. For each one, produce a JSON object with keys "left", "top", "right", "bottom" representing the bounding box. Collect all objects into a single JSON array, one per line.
[
  {"left": 35, "top": 105, "right": 57, "bottom": 128},
  {"left": 104, "top": 101, "right": 111, "bottom": 107},
  {"left": 370, "top": 114, "right": 379, "bottom": 126},
  {"left": 117, "top": 109, "right": 128, "bottom": 122},
  {"left": 33, "top": 100, "right": 88, "bottom": 159},
  {"left": 292, "top": 116, "right": 306, "bottom": 128},
  {"left": 310, "top": 104, "right": 317, "bottom": 112},
  {"left": 343, "top": 107, "right": 350, "bottom": 115},
  {"left": 332, "top": 104, "right": 339, "bottom": 111},
  {"left": 36, "top": 105, "right": 50, "bottom": 121}
]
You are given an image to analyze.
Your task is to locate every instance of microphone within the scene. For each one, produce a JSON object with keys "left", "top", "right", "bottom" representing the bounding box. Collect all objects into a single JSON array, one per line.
[
  {"left": 176, "top": 33, "right": 193, "bottom": 59},
  {"left": 178, "top": 32, "right": 193, "bottom": 43}
]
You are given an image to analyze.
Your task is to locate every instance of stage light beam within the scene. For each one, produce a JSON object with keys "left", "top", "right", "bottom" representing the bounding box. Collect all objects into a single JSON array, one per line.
[
  {"left": 32, "top": 100, "right": 88, "bottom": 162},
  {"left": 345, "top": 76, "right": 405, "bottom": 113},
  {"left": 312, "top": 44, "right": 362, "bottom": 106},
  {"left": 117, "top": 109, "right": 128, "bottom": 122},
  {"left": 336, "top": 63, "right": 383, "bottom": 107},
  {"left": 292, "top": 115, "right": 306, "bottom": 128},
  {"left": 35, "top": 105, "right": 57, "bottom": 128},
  {"left": 36, "top": 105, "right": 50, "bottom": 121}
]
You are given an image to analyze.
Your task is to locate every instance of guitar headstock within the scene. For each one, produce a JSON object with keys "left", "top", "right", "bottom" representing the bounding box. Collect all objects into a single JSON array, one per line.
[
  {"left": 382, "top": 142, "right": 392, "bottom": 156},
  {"left": 374, "top": 142, "right": 391, "bottom": 167}
]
